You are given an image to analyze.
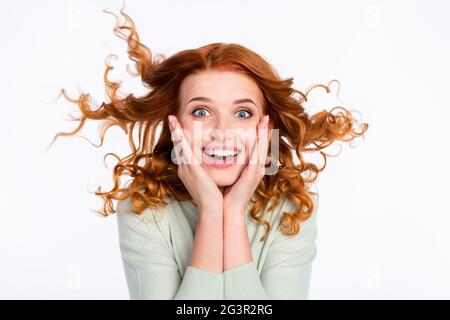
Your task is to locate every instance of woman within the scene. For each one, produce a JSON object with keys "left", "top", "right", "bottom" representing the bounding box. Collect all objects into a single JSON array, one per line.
[{"left": 50, "top": 7, "right": 368, "bottom": 300}]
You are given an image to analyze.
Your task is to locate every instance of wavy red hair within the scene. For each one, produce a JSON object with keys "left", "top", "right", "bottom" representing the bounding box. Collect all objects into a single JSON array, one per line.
[{"left": 48, "top": 7, "right": 368, "bottom": 241}]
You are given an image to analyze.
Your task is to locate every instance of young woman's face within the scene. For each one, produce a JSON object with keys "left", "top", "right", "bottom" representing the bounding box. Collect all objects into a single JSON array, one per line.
[{"left": 177, "top": 70, "right": 265, "bottom": 189}]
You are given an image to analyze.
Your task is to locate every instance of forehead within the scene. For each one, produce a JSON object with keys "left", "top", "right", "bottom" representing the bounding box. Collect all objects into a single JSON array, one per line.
[{"left": 179, "top": 70, "right": 264, "bottom": 109}]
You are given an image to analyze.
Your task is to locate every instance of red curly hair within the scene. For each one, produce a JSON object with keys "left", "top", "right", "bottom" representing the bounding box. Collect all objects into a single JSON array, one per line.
[{"left": 48, "top": 6, "right": 368, "bottom": 241}]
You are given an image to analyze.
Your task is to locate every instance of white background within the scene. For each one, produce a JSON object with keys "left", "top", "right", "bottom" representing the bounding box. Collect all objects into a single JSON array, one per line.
[{"left": 1, "top": 0, "right": 449, "bottom": 299}]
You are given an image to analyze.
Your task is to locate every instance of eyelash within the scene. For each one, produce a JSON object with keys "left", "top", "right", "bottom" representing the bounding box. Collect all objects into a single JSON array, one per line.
[{"left": 191, "top": 107, "right": 253, "bottom": 119}]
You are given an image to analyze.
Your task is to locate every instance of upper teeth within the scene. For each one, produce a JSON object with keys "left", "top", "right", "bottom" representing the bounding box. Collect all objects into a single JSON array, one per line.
[{"left": 204, "top": 149, "right": 238, "bottom": 157}]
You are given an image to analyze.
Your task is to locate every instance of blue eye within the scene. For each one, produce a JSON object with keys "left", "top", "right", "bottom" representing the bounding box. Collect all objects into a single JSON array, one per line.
[
  {"left": 236, "top": 109, "right": 252, "bottom": 119},
  {"left": 191, "top": 107, "right": 253, "bottom": 119},
  {"left": 192, "top": 108, "right": 211, "bottom": 117}
]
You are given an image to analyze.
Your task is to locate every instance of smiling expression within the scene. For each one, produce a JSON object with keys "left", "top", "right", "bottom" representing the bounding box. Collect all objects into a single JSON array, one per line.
[{"left": 176, "top": 70, "right": 266, "bottom": 188}]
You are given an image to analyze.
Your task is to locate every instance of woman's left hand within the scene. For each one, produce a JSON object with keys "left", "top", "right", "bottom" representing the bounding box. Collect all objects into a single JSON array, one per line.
[{"left": 222, "top": 114, "right": 273, "bottom": 217}]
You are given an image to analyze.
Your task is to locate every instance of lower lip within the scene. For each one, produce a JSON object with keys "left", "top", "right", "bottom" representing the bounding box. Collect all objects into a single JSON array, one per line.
[{"left": 202, "top": 150, "right": 240, "bottom": 168}]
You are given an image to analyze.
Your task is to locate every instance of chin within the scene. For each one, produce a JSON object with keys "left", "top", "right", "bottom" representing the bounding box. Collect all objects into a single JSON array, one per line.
[{"left": 203, "top": 164, "right": 244, "bottom": 187}]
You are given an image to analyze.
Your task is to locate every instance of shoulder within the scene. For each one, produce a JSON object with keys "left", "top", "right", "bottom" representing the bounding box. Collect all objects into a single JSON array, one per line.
[{"left": 116, "top": 195, "right": 175, "bottom": 245}]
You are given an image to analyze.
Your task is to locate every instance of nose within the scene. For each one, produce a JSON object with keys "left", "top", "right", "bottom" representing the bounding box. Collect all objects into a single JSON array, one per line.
[{"left": 207, "top": 117, "right": 235, "bottom": 143}]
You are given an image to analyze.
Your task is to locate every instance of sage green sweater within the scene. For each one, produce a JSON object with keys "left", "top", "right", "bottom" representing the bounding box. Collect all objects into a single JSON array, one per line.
[{"left": 116, "top": 192, "right": 318, "bottom": 300}]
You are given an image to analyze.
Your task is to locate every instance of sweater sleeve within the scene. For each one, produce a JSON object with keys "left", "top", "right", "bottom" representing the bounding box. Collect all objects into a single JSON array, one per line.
[
  {"left": 223, "top": 195, "right": 319, "bottom": 300},
  {"left": 116, "top": 200, "right": 223, "bottom": 300}
]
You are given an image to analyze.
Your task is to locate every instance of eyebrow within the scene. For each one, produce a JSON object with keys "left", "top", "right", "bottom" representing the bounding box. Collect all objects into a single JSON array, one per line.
[{"left": 187, "top": 96, "right": 257, "bottom": 107}]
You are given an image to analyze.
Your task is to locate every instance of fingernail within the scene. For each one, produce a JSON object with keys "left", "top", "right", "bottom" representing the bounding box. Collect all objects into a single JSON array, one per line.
[
  {"left": 263, "top": 115, "right": 268, "bottom": 128},
  {"left": 169, "top": 115, "right": 177, "bottom": 127}
]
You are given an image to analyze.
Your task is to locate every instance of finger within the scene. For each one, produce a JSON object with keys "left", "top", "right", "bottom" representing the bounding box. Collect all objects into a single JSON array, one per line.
[
  {"left": 169, "top": 115, "right": 196, "bottom": 165},
  {"left": 168, "top": 115, "right": 182, "bottom": 165},
  {"left": 257, "top": 115, "right": 270, "bottom": 174},
  {"left": 262, "top": 120, "right": 273, "bottom": 165},
  {"left": 168, "top": 115, "right": 181, "bottom": 143},
  {"left": 249, "top": 115, "right": 268, "bottom": 170},
  {"left": 168, "top": 115, "right": 189, "bottom": 165},
  {"left": 248, "top": 120, "right": 261, "bottom": 167}
]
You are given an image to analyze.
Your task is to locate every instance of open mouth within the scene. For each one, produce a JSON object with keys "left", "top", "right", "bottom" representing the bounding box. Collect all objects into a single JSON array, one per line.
[{"left": 202, "top": 147, "right": 241, "bottom": 166}]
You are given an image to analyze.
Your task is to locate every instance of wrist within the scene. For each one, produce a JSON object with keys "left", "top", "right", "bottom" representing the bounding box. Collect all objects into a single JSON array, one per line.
[
  {"left": 223, "top": 199, "right": 247, "bottom": 217},
  {"left": 199, "top": 206, "right": 223, "bottom": 222},
  {"left": 223, "top": 208, "right": 246, "bottom": 225}
]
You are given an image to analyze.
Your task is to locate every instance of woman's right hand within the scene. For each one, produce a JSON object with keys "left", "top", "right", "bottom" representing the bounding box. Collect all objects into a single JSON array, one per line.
[{"left": 168, "top": 115, "right": 223, "bottom": 215}]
